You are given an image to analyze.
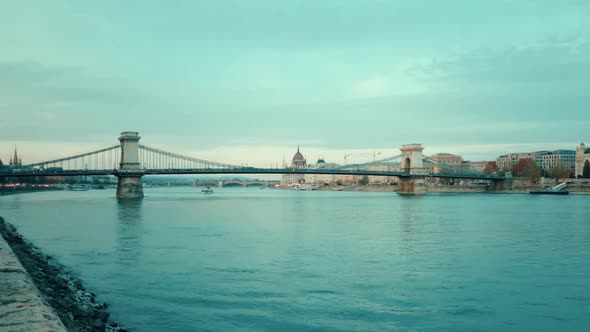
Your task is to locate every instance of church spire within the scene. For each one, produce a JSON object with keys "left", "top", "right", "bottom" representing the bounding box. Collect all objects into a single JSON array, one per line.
[{"left": 12, "top": 147, "right": 18, "bottom": 166}]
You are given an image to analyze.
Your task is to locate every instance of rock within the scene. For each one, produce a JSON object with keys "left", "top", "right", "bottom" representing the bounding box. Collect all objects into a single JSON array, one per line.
[
  {"left": 96, "top": 310, "right": 110, "bottom": 322},
  {"left": 94, "top": 318, "right": 106, "bottom": 328}
]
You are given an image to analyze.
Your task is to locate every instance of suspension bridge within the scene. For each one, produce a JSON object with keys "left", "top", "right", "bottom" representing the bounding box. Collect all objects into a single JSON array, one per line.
[{"left": 0, "top": 132, "right": 504, "bottom": 197}]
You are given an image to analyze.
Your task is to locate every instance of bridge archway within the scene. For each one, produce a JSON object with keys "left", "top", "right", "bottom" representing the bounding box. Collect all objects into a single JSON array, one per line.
[{"left": 399, "top": 144, "right": 425, "bottom": 175}]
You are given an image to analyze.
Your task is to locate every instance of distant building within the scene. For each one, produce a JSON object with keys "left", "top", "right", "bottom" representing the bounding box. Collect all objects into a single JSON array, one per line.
[
  {"left": 497, "top": 150, "right": 575, "bottom": 175},
  {"left": 305, "top": 158, "right": 340, "bottom": 185},
  {"left": 575, "top": 142, "right": 590, "bottom": 177},
  {"left": 462, "top": 161, "right": 489, "bottom": 173},
  {"left": 429, "top": 153, "right": 463, "bottom": 166},
  {"left": 281, "top": 147, "right": 307, "bottom": 185},
  {"left": 538, "top": 150, "right": 575, "bottom": 174},
  {"left": 427, "top": 153, "right": 463, "bottom": 173},
  {"left": 364, "top": 164, "right": 399, "bottom": 184}
]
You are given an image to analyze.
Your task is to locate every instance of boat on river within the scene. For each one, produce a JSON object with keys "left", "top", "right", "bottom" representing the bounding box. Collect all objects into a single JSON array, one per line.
[
  {"left": 530, "top": 182, "right": 569, "bottom": 195},
  {"left": 297, "top": 184, "right": 320, "bottom": 191},
  {"left": 201, "top": 186, "right": 214, "bottom": 194},
  {"left": 70, "top": 184, "right": 90, "bottom": 191}
]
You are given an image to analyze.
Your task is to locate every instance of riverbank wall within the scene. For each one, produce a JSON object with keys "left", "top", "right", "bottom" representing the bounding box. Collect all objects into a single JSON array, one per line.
[
  {"left": 0, "top": 187, "right": 61, "bottom": 196},
  {"left": 0, "top": 218, "right": 67, "bottom": 331},
  {"left": 313, "top": 183, "right": 590, "bottom": 194},
  {"left": 0, "top": 217, "right": 125, "bottom": 332}
]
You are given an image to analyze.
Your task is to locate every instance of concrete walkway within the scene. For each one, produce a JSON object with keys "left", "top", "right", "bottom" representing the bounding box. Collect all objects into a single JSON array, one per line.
[{"left": 0, "top": 234, "right": 67, "bottom": 332}]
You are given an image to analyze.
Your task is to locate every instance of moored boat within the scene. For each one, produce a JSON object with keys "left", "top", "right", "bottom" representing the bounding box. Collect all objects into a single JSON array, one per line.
[
  {"left": 298, "top": 184, "right": 320, "bottom": 191},
  {"left": 529, "top": 189, "right": 569, "bottom": 195},
  {"left": 530, "top": 182, "right": 569, "bottom": 195},
  {"left": 201, "top": 186, "right": 214, "bottom": 194}
]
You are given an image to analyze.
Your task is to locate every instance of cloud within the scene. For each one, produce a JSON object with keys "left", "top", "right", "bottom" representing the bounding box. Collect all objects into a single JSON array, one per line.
[
  {"left": 352, "top": 77, "right": 391, "bottom": 98},
  {"left": 0, "top": 61, "right": 171, "bottom": 141},
  {"left": 406, "top": 35, "right": 590, "bottom": 94},
  {"left": 39, "top": 111, "right": 57, "bottom": 121}
]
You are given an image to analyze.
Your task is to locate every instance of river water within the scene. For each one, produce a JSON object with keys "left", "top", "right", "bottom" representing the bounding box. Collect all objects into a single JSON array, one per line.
[{"left": 0, "top": 188, "right": 588, "bottom": 331}]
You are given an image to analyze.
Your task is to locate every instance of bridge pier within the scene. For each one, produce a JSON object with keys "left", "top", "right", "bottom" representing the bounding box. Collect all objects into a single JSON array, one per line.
[
  {"left": 116, "top": 175, "right": 144, "bottom": 199},
  {"left": 489, "top": 178, "right": 511, "bottom": 192},
  {"left": 397, "top": 178, "right": 426, "bottom": 195},
  {"left": 116, "top": 132, "right": 144, "bottom": 199}
]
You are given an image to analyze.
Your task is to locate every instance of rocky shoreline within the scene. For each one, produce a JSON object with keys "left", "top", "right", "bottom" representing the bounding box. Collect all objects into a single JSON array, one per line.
[{"left": 0, "top": 217, "right": 126, "bottom": 332}]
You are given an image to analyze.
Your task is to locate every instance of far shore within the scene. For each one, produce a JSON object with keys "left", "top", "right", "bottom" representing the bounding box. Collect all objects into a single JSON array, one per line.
[
  {"left": 2, "top": 181, "right": 590, "bottom": 195},
  {"left": 275, "top": 183, "right": 590, "bottom": 194}
]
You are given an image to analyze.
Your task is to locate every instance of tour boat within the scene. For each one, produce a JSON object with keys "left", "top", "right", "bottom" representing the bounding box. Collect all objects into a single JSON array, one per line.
[{"left": 201, "top": 186, "right": 214, "bottom": 194}]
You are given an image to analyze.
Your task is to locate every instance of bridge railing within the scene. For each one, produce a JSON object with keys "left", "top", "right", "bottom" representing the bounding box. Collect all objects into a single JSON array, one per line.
[
  {"left": 23, "top": 145, "right": 121, "bottom": 171},
  {"left": 138, "top": 145, "right": 240, "bottom": 170},
  {"left": 338, "top": 154, "right": 403, "bottom": 170},
  {"left": 422, "top": 157, "right": 499, "bottom": 179}
]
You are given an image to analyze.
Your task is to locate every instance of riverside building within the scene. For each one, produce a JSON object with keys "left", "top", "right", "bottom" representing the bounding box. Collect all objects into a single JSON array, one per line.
[
  {"left": 305, "top": 158, "right": 340, "bottom": 185},
  {"left": 427, "top": 153, "right": 463, "bottom": 174},
  {"left": 575, "top": 142, "right": 590, "bottom": 177},
  {"left": 497, "top": 150, "right": 576, "bottom": 175}
]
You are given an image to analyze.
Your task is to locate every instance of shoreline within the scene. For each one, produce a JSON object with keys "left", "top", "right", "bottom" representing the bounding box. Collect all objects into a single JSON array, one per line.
[
  {"left": 0, "top": 188, "right": 62, "bottom": 196},
  {"left": 0, "top": 217, "right": 126, "bottom": 332},
  {"left": 278, "top": 184, "right": 590, "bottom": 194},
  {"left": 2, "top": 184, "right": 589, "bottom": 195}
]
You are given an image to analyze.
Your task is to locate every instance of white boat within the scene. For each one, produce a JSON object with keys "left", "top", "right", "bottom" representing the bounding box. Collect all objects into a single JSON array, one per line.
[
  {"left": 298, "top": 184, "right": 320, "bottom": 191},
  {"left": 530, "top": 182, "right": 568, "bottom": 195},
  {"left": 70, "top": 184, "right": 90, "bottom": 191},
  {"left": 201, "top": 186, "right": 214, "bottom": 194}
]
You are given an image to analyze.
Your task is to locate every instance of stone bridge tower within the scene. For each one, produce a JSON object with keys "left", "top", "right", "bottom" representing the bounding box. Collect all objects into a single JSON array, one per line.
[
  {"left": 400, "top": 144, "right": 426, "bottom": 174},
  {"left": 398, "top": 144, "right": 426, "bottom": 194},
  {"left": 116, "top": 132, "right": 144, "bottom": 198}
]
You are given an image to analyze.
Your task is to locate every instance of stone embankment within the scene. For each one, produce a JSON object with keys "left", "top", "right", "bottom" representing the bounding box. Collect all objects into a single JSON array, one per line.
[
  {"left": 0, "top": 217, "right": 126, "bottom": 332},
  {"left": 0, "top": 224, "right": 66, "bottom": 331}
]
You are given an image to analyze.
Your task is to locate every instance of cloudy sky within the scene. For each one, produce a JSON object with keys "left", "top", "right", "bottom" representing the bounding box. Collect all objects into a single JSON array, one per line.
[{"left": 1, "top": 0, "right": 589, "bottom": 167}]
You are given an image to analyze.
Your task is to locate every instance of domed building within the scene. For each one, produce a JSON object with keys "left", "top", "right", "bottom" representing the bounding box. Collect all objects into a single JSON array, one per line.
[
  {"left": 575, "top": 142, "right": 590, "bottom": 177},
  {"left": 281, "top": 147, "right": 307, "bottom": 185},
  {"left": 291, "top": 147, "right": 306, "bottom": 168}
]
